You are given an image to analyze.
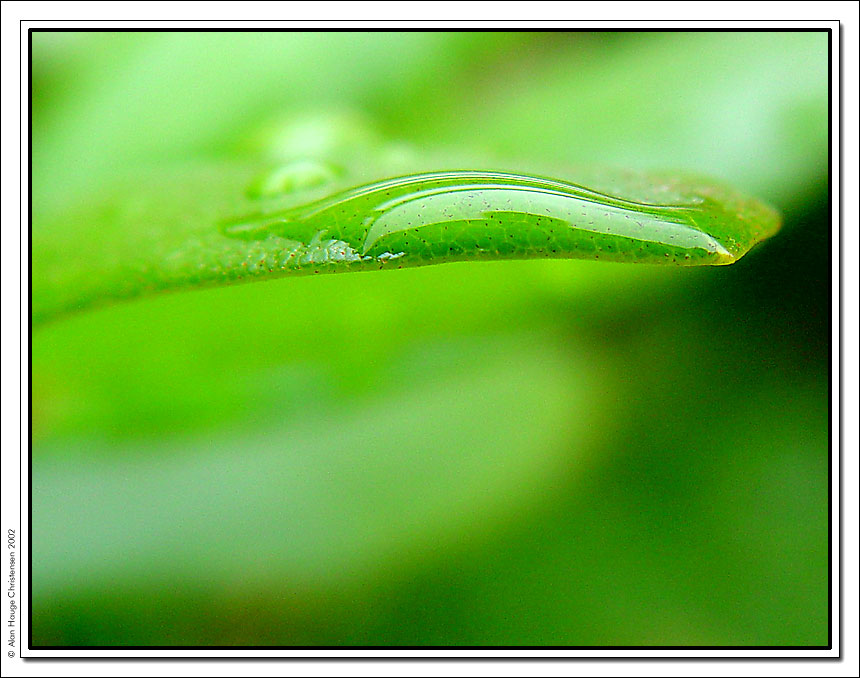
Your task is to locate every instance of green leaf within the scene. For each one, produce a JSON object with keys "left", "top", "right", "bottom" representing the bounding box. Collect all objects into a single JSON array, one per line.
[{"left": 32, "top": 151, "right": 780, "bottom": 325}]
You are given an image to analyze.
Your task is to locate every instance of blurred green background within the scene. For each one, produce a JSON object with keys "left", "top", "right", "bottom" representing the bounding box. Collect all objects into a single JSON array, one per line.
[{"left": 30, "top": 30, "right": 830, "bottom": 646}]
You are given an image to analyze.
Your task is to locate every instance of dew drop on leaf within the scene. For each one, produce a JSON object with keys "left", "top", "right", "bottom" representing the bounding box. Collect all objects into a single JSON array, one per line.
[
  {"left": 223, "top": 170, "right": 779, "bottom": 270},
  {"left": 246, "top": 159, "right": 343, "bottom": 199}
]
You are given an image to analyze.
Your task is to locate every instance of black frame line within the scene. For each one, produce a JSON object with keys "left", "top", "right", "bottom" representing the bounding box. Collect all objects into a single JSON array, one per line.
[{"left": 20, "top": 23, "right": 840, "bottom": 659}]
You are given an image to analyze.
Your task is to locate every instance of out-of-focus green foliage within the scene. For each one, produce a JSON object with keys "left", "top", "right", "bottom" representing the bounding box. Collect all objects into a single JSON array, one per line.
[
  {"left": 404, "top": 31, "right": 828, "bottom": 212},
  {"left": 31, "top": 31, "right": 830, "bottom": 647},
  {"left": 32, "top": 32, "right": 537, "bottom": 213}
]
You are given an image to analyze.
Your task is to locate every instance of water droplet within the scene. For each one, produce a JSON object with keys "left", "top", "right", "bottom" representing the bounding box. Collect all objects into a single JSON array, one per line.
[
  {"left": 245, "top": 111, "right": 382, "bottom": 161},
  {"left": 246, "top": 159, "right": 343, "bottom": 199},
  {"left": 221, "top": 170, "right": 773, "bottom": 271}
]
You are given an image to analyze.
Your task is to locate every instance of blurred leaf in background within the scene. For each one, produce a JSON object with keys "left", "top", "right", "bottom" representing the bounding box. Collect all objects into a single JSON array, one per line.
[{"left": 31, "top": 30, "right": 830, "bottom": 646}]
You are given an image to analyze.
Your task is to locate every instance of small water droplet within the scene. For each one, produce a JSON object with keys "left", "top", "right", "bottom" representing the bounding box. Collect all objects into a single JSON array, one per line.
[
  {"left": 247, "top": 159, "right": 343, "bottom": 199},
  {"left": 245, "top": 111, "right": 382, "bottom": 161}
]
